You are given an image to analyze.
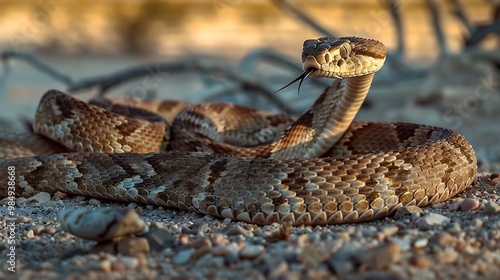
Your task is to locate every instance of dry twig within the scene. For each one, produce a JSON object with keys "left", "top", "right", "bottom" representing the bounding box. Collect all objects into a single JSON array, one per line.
[{"left": 0, "top": 51, "right": 301, "bottom": 114}]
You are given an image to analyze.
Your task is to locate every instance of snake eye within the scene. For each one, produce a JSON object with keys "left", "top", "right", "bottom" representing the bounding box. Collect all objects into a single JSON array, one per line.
[{"left": 324, "top": 52, "right": 332, "bottom": 63}]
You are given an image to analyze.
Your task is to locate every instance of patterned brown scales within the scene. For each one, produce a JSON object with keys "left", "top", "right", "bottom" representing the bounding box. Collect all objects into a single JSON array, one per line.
[{"left": 0, "top": 36, "right": 477, "bottom": 226}]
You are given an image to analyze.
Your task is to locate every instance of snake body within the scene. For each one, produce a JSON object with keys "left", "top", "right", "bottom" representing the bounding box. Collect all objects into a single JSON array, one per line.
[{"left": 0, "top": 37, "right": 477, "bottom": 225}]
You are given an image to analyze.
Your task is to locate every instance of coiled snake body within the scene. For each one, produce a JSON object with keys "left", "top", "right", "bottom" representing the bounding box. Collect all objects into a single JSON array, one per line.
[{"left": 0, "top": 37, "right": 477, "bottom": 225}]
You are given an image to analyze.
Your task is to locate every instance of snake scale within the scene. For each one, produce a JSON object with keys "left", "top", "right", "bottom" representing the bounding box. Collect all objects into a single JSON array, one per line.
[{"left": 0, "top": 37, "right": 477, "bottom": 226}]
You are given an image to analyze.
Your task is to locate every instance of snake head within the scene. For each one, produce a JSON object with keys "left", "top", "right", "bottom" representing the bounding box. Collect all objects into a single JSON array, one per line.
[{"left": 302, "top": 36, "right": 386, "bottom": 79}]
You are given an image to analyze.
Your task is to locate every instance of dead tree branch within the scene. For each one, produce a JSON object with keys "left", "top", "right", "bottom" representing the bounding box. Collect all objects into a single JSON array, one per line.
[
  {"left": 426, "top": 0, "right": 449, "bottom": 57},
  {"left": 0, "top": 51, "right": 300, "bottom": 114},
  {"left": 449, "top": 0, "right": 474, "bottom": 34},
  {"left": 387, "top": 0, "right": 405, "bottom": 58},
  {"left": 270, "top": 0, "right": 335, "bottom": 37},
  {"left": 1, "top": 51, "right": 74, "bottom": 86}
]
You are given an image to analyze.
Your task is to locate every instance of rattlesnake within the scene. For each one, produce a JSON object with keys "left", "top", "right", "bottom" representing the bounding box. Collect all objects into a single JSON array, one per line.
[{"left": 0, "top": 36, "right": 477, "bottom": 225}]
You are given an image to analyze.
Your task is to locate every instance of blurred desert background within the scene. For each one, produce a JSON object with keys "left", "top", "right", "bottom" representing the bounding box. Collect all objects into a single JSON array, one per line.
[{"left": 0, "top": 0, "right": 499, "bottom": 170}]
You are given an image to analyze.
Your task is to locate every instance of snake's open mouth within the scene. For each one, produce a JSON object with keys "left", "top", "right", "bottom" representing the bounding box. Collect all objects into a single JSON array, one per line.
[{"left": 274, "top": 67, "right": 316, "bottom": 94}]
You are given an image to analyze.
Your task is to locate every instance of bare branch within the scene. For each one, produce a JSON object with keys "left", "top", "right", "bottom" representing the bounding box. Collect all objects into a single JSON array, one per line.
[
  {"left": 0, "top": 51, "right": 296, "bottom": 113},
  {"left": 270, "top": 0, "right": 335, "bottom": 37},
  {"left": 425, "top": 0, "right": 449, "bottom": 57},
  {"left": 387, "top": 0, "right": 405, "bottom": 58},
  {"left": 1, "top": 51, "right": 74, "bottom": 86},
  {"left": 238, "top": 49, "right": 330, "bottom": 88},
  {"left": 448, "top": 0, "right": 474, "bottom": 34},
  {"left": 68, "top": 60, "right": 279, "bottom": 97},
  {"left": 465, "top": 21, "right": 500, "bottom": 47}
]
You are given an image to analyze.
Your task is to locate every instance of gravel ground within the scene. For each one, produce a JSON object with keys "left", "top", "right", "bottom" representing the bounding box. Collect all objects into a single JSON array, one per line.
[{"left": 0, "top": 173, "right": 499, "bottom": 280}]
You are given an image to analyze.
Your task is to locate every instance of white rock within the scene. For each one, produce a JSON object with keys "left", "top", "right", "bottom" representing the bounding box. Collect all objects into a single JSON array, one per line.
[
  {"left": 57, "top": 208, "right": 149, "bottom": 241},
  {"left": 413, "top": 238, "right": 429, "bottom": 248},
  {"left": 416, "top": 213, "right": 450, "bottom": 229},
  {"left": 26, "top": 192, "right": 51, "bottom": 204}
]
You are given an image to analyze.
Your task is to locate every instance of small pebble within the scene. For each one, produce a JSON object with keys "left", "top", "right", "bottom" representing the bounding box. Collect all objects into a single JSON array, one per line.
[
  {"left": 447, "top": 202, "right": 461, "bottom": 211},
  {"left": 394, "top": 206, "right": 424, "bottom": 219},
  {"left": 179, "top": 234, "right": 189, "bottom": 245},
  {"left": 98, "top": 260, "right": 112, "bottom": 272},
  {"left": 483, "top": 201, "right": 500, "bottom": 214},
  {"left": 331, "top": 242, "right": 400, "bottom": 272},
  {"left": 136, "top": 253, "right": 148, "bottom": 270},
  {"left": 192, "top": 246, "right": 211, "bottom": 260},
  {"left": 16, "top": 197, "right": 27, "bottom": 207},
  {"left": 33, "top": 226, "right": 45, "bottom": 235},
  {"left": 172, "top": 249, "right": 194, "bottom": 265},
  {"left": 444, "top": 222, "right": 462, "bottom": 235},
  {"left": 459, "top": 198, "right": 480, "bottom": 212},
  {"left": 88, "top": 199, "right": 101, "bottom": 206},
  {"left": 211, "top": 245, "right": 230, "bottom": 256},
  {"left": 26, "top": 192, "right": 51, "bottom": 204},
  {"left": 267, "top": 260, "right": 289, "bottom": 279},
  {"left": 441, "top": 248, "right": 459, "bottom": 263},
  {"left": 16, "top": 216, "right": 29, "bottom": 223},
  {"left": 74, "top": 196, "right": 86, "bottom": 202},
  {"left": 470, "top": 218, "right": 483, "bottom": 227},
  {"left": 111, "top": 262, "right": 127, "bottom": 272},
  {"left": 44, "top": 227, "right": 57, "bottom": 235},
  {"left": 296, "top": 234, "right": 309, "bottom": 245},
  {"left": 223, "top": 224, "right": 252, "bottom": 236},
  {"left": 128, "top": 202, "right": 138, "bottom": 208},
  {"left": 413, "top": 238, "right": 428, "bottom": 248},
  {"left": 189, "top": 238, "right": 212, "bottom": 249},
  {"left": 239, "top": 244, "right": 264, "bottom": 259},
  {"left": 117, "top": 237, "right": 150, "bottom": 255},
  {"left": 57, "top": 208, "right": 148, "bottom": 241},
  {"left": 380, "top": 225, "right": 399, "bottom": 237},
  {"left": 143, "top": 228, "right": 176, "bottom": 252},
  {"left": 26, "top": 230, "right": 34, "bottom": 239},
  {"left": 416, "top": 213, "right": 450, "bottom": 229},
  {"left": 40, "top": 261, "right": 53, "bottom": 271},
  {"left": 410, "top": 255, "right": 430, "bottom": 268},
  {"left": 53, "top": 191, "right": 67, "bottom": 200},
  {"left": 195, "top": 254, "right": 225, "bottom": 268},
  {"left": 335, "top": 232, "right": 350, "bottom": 241},
  {"left": 211, "top": 234, "right": 229, "bottom": 246},
  {"left": 118, "top": 256, "right": 139, "bottom": 269},
  {"left": 429, "top": 232, "right": 455, "bottom": 246}
]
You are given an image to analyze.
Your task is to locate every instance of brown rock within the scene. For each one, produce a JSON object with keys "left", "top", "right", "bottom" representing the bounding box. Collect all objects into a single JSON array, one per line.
[
  {"left": 459, "top": 198, "right": 480, "bottom": 212},
  {"left": 429, "top": 232, "right": 455, "bottom": 247},
  {"left": 223, "top": 224, "right": 252, "bottom": 236},
  {"left": 411, "top": 255, "right": 430, "bottom": 268},
  {"left": 394, "top": 205, "right": 424, "bottom": 219},
  {"left": 117, "top": 237, "right": 150, "bottom": 255},
  {"left": 189, "top": 238, "right": 212, "bottom": 250}
]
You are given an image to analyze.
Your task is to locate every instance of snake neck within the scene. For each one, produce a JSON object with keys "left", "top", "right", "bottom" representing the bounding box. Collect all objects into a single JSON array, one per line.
[{"left": 270, "top": 73, "right": 375, "bottom": 159}]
